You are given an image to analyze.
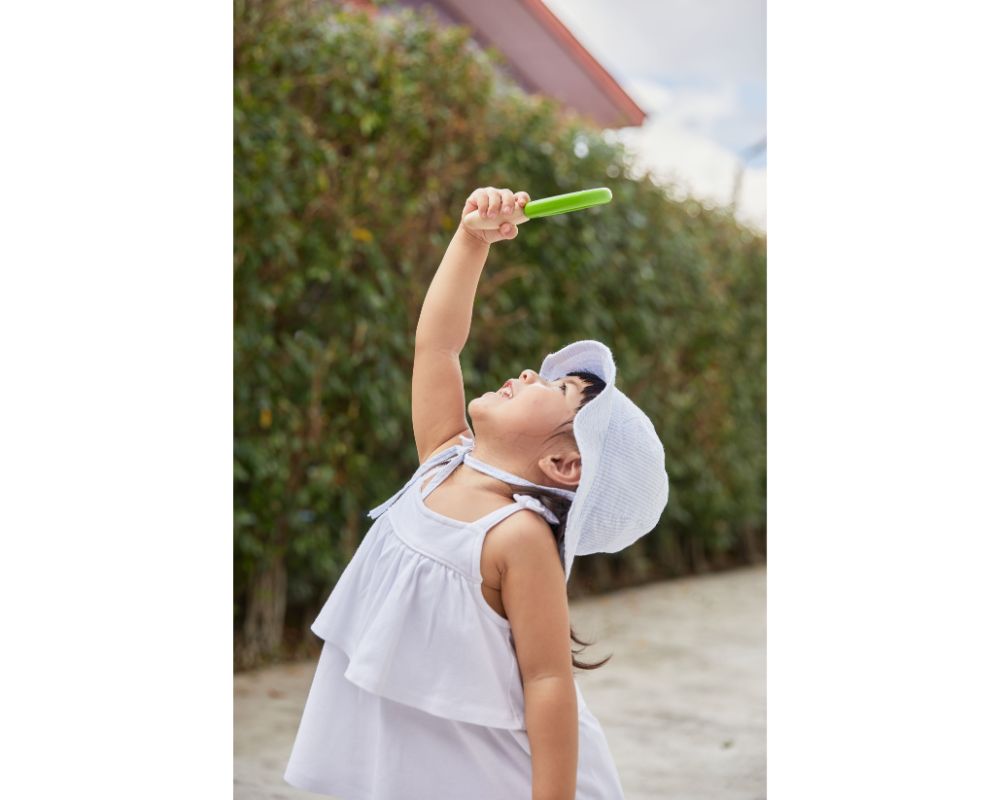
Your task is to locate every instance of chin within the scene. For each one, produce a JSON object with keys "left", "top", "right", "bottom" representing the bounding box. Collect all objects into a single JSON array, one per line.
[{"left": 467, "top": 399, "right": 496, "bottom": 427}]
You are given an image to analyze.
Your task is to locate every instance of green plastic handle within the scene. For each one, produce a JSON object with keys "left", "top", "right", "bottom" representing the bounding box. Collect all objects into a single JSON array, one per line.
[{"left": 523, "top": 187, "right": 613, "bottom": 219}]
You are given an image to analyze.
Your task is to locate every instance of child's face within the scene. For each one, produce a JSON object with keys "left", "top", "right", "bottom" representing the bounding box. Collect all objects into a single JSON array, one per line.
[{"left": 468, "top": 369, "right": 586, "bottom": 442}]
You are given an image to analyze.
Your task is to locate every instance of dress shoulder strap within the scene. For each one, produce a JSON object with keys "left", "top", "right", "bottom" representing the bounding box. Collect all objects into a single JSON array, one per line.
[
  {"left": 474, "top": 493, "right": 561, "bottom": 534},
  {"left": 418, "top": 456, "right": 462, "bottom": 498},
  {"left": 367, "top": 438, "right": 473, "bottom": 521}
]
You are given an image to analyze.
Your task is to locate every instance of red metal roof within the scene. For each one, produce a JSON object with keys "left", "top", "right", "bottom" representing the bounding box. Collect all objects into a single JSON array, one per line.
[{"left": 352, "top": 0, "right": 646, "bottom": 128}]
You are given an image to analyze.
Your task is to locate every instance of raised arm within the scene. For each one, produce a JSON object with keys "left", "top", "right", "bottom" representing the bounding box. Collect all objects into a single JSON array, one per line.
[{"left": 411, "top": 187, "right": 529, "bottom": 462}]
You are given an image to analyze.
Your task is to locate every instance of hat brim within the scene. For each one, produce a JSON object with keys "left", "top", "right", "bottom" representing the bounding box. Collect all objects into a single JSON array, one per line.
[{"left": 539, "top": 339, "right": 616, "bottom": 386}]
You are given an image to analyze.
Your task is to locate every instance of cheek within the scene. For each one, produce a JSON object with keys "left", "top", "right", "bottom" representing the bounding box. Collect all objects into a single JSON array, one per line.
[{"left": 511, "top": 395, "right": 561, "bottom": 424}]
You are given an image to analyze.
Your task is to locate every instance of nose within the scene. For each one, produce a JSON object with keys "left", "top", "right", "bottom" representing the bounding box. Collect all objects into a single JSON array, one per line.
[{"left": 519, "top": 369, "right": 538, "bottom": 384}]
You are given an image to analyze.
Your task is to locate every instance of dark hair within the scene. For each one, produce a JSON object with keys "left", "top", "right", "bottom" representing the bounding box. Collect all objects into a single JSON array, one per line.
[{"left": 499, "top": 369, "right": 612, "bottom": 671}]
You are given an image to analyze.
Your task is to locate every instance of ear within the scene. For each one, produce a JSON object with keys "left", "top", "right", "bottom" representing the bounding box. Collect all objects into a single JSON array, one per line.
[{"left": 538, "top": 450, "right": 582, "bottom": 488}]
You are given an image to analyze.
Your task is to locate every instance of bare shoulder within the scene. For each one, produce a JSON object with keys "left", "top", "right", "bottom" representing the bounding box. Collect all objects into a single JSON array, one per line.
[{"left": 487, "top": 508, "right": 560, "bottom": 573}]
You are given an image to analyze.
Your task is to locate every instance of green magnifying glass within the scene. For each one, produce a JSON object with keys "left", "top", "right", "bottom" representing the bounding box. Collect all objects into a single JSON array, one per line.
[{"left": 462, "top": 187, "right": 613, "bottom": 231}]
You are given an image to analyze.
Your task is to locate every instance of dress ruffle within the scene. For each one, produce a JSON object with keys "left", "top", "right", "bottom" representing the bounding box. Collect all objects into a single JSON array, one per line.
[{"left": 311, "top": 512, "right": 527, "bottom": 730}]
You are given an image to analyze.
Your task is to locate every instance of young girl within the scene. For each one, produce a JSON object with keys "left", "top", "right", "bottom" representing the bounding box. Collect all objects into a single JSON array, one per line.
[{"left": 283, "top": 186, "right": 670, "bottom": 799}]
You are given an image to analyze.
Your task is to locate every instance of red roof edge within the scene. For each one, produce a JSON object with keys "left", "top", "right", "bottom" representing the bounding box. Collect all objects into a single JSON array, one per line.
[{"left": 515, "top": 0, "right": 646, "bottom": 127}]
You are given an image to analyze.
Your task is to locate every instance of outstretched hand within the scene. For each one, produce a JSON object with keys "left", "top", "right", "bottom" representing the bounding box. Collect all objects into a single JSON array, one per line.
[{"left": 459, "top": 186, "right": 531, "bottom": 245}]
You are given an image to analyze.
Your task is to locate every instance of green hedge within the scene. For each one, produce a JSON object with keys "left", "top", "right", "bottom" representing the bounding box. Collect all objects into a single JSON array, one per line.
[{"left": 234, "top": 0, "right": 766, "bottom": 668}]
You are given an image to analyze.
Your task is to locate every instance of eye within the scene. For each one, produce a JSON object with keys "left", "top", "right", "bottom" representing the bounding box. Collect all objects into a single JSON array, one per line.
[{"left": 560, "top": 382, "right": 567, "bottom": 394}]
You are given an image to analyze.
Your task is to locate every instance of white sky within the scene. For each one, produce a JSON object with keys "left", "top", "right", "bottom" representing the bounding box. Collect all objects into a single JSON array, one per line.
[{"left": 541, "top": 0, "right": 767, "bottom": 230}]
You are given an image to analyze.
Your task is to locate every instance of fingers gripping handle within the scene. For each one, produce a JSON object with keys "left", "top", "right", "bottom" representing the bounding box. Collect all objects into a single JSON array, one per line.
[
  {"left": 461, "top": 187, "right": 613, "bottom": 231},
  {"left": 461, "top": 206, "right": 530, "bottom": 231}
]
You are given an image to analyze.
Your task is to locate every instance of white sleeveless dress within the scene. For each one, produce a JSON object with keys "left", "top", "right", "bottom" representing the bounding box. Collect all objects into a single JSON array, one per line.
[{"left": 283, "top": 434, "right": 627, "bottom": 799}]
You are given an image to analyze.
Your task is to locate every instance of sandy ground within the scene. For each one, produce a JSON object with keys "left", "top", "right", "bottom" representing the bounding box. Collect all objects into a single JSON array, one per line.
[{"left": 235, "top": 564, "right": 765, "bottom": 799}]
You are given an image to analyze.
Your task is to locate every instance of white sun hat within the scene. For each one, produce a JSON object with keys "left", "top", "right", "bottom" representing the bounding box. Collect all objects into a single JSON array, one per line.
[{"left": 539, "top": 339, "right": 670, "bottom": 583}]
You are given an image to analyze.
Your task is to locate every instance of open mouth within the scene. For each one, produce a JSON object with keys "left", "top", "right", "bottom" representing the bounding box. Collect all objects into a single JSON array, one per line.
[{"left": 498, "top": 381, "right": 514, "bottom": 398}]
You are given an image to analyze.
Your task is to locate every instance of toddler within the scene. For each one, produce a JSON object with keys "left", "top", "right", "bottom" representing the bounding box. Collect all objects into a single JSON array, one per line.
[{"left": 284, "top": 186, "right": 670, "bottom": 799}]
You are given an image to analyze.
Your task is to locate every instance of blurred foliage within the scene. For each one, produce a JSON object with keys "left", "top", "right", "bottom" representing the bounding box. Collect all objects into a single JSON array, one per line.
[{"left": 235, "top": 0, "right": 765, "bottom": 666}]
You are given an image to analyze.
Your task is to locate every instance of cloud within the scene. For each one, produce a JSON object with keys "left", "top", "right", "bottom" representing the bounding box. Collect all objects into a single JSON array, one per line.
[
  {"left": 612, "top": 116, "right": 767, "bottom": 231},
  {"left": 625, "top": 76, "right": 765, "bottom": 157},
  {"left": 541, "top": 0, "right": 765, "bottom": 85},
  {"left": 539, "top": 0, "right": 767, "bottom": 229},
  {"left": 625, "top": 80, "right": 675, "bottom": 114}
]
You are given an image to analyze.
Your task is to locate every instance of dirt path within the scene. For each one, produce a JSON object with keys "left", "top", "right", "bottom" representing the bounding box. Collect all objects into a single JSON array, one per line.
[{"left": 235, "top": 564, "right": 765, "bottom": 799}]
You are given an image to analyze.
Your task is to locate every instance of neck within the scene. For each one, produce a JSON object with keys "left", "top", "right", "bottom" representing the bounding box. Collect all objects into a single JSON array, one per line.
[
  {"left": 449, "top": 462, "right": 516, "bottom": 500},
  {"left": 464, "top": 442, "right": 574, "bottom": 494}
]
